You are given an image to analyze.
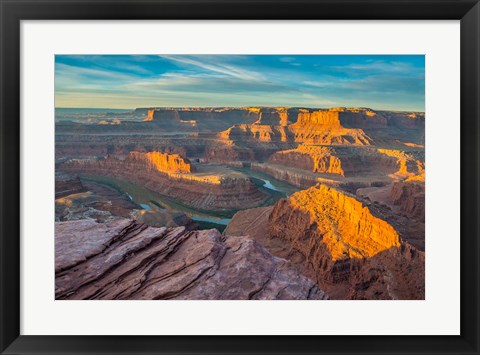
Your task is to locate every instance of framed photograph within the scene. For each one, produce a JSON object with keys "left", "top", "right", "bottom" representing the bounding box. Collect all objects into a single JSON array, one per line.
[{"left": 1, "top": 0, "right": 479, "bottom": 354}]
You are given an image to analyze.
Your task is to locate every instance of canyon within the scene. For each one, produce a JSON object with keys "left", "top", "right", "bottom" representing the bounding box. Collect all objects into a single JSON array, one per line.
[{"left": 56, "top": 106, "right": 425, "bottom": 300}]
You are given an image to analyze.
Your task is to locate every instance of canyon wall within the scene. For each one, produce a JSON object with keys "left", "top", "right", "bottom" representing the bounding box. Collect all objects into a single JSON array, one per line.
[
  {"left": 204, "top": 142, "right": 255, "bottom": 163},
  {"left": 269, "top": 185, "right": 401, "bottom": 262},
  {"left": 218, "top": 124, "right": 292, "bottom": 143},
  {"left": 212, "top": 108, "right": 374, "bottom": 146},
  {"left": 268, "top": 145, "right": 345, "bottom": 175},
  {"left": 225, "top": 184, "right": 424, "bottom": 299},
  {"left": 55, "top": 219, "right": 327, "bottom": 300},
  {"left": 56, "top": 107, "right": 425, "bottom": 163},
  {"left": 128, "top": 151, "right": 195, "bottom": 174},
  {"left": 390, "top": 181, "right": 425, "bottom": 222},
  {"left": 253, "top": 107, "right": 292, "bottom": 126},
  {"left": 378, "top": 149, "right": 425, "bottom": 178},
  {"left": 147, "top": 107, "right": 260, "bottom": 132},
  {"left": 60, "top": 152, "right": 268, "bottom": 211},
  {"left": 251, "top": 162, "right": 320, "bottom": 189},
  {"left": 55, "top": 135, "right": 191, "bottom": 159},
  {"left": 55, "top": 174, "right": 86, "bottom": 199}
]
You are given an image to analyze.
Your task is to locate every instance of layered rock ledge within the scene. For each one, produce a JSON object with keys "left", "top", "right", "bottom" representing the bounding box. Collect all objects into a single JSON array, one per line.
[
  {"left": 60, "top": 152, "right": 268, "bottom": 211},
  {"left": 55, "top": 219, "right": 327, "bottom": 300}
]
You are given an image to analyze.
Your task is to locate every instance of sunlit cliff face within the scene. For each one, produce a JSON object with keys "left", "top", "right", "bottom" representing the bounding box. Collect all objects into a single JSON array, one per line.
[
  {"left": 270, "top": 145, "right": 345, "bottom": 176},
  {"left": 272, "top": 184, "right": 401, "bottom": 261},
  {"left": 143, "top": 109, "right": 155, "bottom": 122},
  {"left": 377, "top": 149, "right": 424, "bottom": 179},
  {"left": 130, "top": 151, "right": 195, "bottom": 174}
]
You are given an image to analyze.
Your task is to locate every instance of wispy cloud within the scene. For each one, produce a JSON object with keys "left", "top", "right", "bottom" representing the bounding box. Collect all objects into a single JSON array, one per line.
[
  {"left": 159, "top": 55, "right": 264, "bottom": 81},
  {"left": 55, "top": 55, "right": 425, "bottom": 111},
  {"left": 330, "top": 60, "right": 423, "bottom": 75}
]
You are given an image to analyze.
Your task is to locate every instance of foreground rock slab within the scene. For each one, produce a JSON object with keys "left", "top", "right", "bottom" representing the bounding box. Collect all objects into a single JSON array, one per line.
[{"left": 55, "top": 219, "right": 327, "bottom": 300}]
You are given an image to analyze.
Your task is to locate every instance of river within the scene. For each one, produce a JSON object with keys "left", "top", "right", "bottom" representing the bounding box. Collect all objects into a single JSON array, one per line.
[{"left": 80, "top": 165, "right": 298, "bottom": 230}]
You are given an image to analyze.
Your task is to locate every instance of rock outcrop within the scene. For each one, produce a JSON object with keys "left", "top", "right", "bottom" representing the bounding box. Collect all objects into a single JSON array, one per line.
[
  {"left": 55, "top": 179, "right": 197, "bottom": 229},
  {"left": 268, "top": 145, "right": 344, "bottom": 175},
  {"left": 144, "top": 109, "right": 155, "bottom": 122},
  {"left": 267, "top": 146, "right": 419, "bottom": 179},
  {"left": 55, "top": 219, "right": 327, "bottom": 300},
  {"left": 218, "top": 124, "right": 292, "bottom": 143},
  {"left": 251, "top": 163, "right": 320, "bottom": 189},
  {"left": 253, "top": 107, "right": 292, "bottom": 126},
  {"left": 287, "top": 109, "right": 373, "bottom": 145},
  {"left": 225, "top": 184, "right": 424, "bottom": 299},
  {"left": 128, "top": 151, "right": 195, "bottom": 174},
  {"left": 390, "top": 181, "right": 425, "bottom": 222},
  {"left": 55, "top": 173, "right": 86, "bottom": 199},
  {"left": 204, "top": 141, "right": 255, "bottom": 163},
  {"left": 60, "top": 153, "right": 268, "bottom": 211},
  {"left": 377, "top": 149, "right": 424, "bottom": 179},
  {"left": 269, "top": 185, "right": 401, "bottom": 261},
  {"left": 145, "top": 107, "right": 260, "bottom": 132}
]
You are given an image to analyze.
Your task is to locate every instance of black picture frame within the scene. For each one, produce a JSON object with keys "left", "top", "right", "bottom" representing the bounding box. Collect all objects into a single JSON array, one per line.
[{"left": 1, "top": 0, "right": 479, "bottom": 354}]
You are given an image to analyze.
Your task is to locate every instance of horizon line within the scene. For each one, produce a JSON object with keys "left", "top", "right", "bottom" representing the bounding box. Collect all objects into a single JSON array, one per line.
[{"left": 55, "top": 106, "right": 426, "bottom": 113}]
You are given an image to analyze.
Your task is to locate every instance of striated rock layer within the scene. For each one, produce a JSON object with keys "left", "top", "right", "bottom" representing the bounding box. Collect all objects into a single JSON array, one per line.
[
  {"left": 269, "top": 185, "right": 401, "bottom": 261},
  {"left": 55, "top": 174, "right": 86, "bottom": 199},
  {"left": 269, "top": 145, "right": 344, "bottom": 175},
  {"left": 55, "top": 219, "right": 327, "bottom": 300},
  {"left": 129, "top": 151, "right": 195, "bottom": 174},
  {"left": 225, "top": 184, "right": 424, "bottom": 299},
  {"left": 204, "top": 141, "right": 255, "bottom": 163},
  {"left": 251, "top": 162, "right": 320, "bottom": 189},
  {"left": 60, "top": 152, "right": 268, "bottom": 211},
  {"left": 390, "top": 181, "right": 425, "bottom": 222}
]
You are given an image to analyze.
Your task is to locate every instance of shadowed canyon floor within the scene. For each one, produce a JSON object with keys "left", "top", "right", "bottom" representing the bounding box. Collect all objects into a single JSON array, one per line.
[{"left": 56, "top": 106, "right": 425, "bottom": 300}]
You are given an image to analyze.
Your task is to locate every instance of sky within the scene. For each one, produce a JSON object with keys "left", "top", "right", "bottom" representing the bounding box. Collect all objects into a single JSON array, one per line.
[{"left": 55, "top": 55, "right": 425, "bottom": 111}]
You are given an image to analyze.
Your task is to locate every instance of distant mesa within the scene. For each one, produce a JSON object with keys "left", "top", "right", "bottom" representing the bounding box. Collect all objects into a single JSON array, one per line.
[
  {"left": 143, "top": 109, "right": 156, "bottom": 122},
  {"left": 139, "top": 107, "right": 424, "bottom": 144},
  {"left": 97, "top": 118, "right": 122, "bottom": 125},
  {"left": 390, "top": 180, "right": 425, "bottom": 222}
]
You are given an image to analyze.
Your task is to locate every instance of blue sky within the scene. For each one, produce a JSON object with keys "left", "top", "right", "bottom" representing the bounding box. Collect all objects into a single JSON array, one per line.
[{"left": 55, "top": 55, "right": 425, "bottom": 111}]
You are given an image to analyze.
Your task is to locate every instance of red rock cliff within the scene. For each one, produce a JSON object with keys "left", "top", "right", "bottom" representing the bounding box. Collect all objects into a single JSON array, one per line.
[
  {"left": 59, "top": 153, "right": 268, "bottom": 211},
  {"left": 269, "top": 185, "right": 400, "bottom": 262},
  {"left": 128, "top": 151, "right": 195, "bottom": 174},
  {"left": 225, "top": 184, "right": 424, "bottom": 299},
  {"left": 268, "top": 145, "right": 344, "bottom": 175},
  {"left": 390, "top": 181, "right": 425, "bottom": 222}
]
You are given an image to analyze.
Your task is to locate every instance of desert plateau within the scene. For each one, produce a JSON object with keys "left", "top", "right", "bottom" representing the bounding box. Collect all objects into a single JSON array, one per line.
[{"left": 55, "top": 55, "right": 425, "bottom": 300}]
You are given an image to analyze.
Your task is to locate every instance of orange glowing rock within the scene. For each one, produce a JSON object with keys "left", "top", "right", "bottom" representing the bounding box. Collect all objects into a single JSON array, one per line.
[
  {"left": 129, "top": 151, "right": 195, "bottom": 174},
  {"left": 269, "top": 145, "right": 345, "bottom": 176},
  {"left": 377, "top": 149, "right": 424, "bottom": 179},
  {"left": 404, "top": 142, "right": 424, "bottom": 148},
  {"left": 269, "top": 184, "right": 400, "bottom": 261},
  {"left": 143, "top": 109, "right": 156, "bottom": 122},
  {"left": 218, "top": 124, "right": 291, "bottom": 143},
  {"left": 294, "top": 110, "right": 342, "bottom": 129}
]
